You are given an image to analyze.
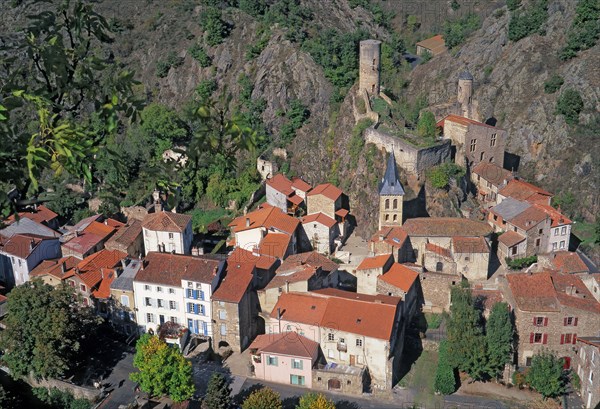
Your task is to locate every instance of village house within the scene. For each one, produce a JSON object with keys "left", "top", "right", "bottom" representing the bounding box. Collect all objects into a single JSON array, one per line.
[
  {"left": 211, "top": 262, "right": 258, "bottom": 352},
  {"left": 29, "top": 256, "right": 79, "bottom": 287},
  {"left": 496, "top": 178, "right": 553, "bottom": 206},
  {"left": 227, "top": 247, "right": 278, "bottom": 289},
  {"left": 376, "top": 263, "right": 421, "bottom": 321},
  {"left": 575, "top": 336, "right": 600, "bottom": 409},
  {"left": 228, "top": 203, "right": 300, "bottom": 258},
  {"left": 300, "top": 212, "right": 339, "bottom": 255},
  {"left": 538, "top": 251, "right": 590, "bottom": 275},
  {"left": 133, "top": 252, "right": 225, "bottom": 338},
  {"left": 0, "top": 216, "right": 61, "bottom": 239},
  {"left": 504, "top": 271, "right": 600, "bottom": 369},
  {"left": 259, "top": 251, "right": 339, "bottom": 313},
  {"left": 415, "top": 34, "right": 447, "bottom": 57},
  {"left": 265, "top": 289, "right": 405, "bottom": 391},
  {"left": 378, "top": 151, "right": 405, "bottom": 230},
  {"left": 61, "top": 215, "right": 123, "bottom": 259},
  {"left": 141, "top": 211, "right": 193, "bottom": 255},
  {"left": 104, "top": 219, "right": 144, "bottom": 257},
  {"left": 581, "top": 275, "right": 600, "bottom": 302},
  {"left": 369, "top": 226, "right": 409, "bottom": 261},
  {"left": 265, "top": 173, "right": 312, "bottom": 215},
  {"left": 306, "top": 183, "right": 349, "bottom": 236},
  {"left": 7, "top": 204, "right": 60, "bottom": 231},
  {"left": 0, "top": 233, "right": 61, "bottom": 287},
  {"left": 419, "top": 270, "right": 459, "bottom": 313},
  {"left": 536, "top": 204, "right": 572, "bottom": 253},
  {"left": 249, "top": 331, "right": 321, "bottom": 389},
  {"left": 109, "top": 258, "right": 143, "bottom": 336},
  {"left": 355, "top": 253, "right": 394, "bottom": 295},
  {"left": 437, "top": 114, "right": 506, "bottom": 169},
  {"left": 471, "top": 162, "right": 513, "bottom": 206}
]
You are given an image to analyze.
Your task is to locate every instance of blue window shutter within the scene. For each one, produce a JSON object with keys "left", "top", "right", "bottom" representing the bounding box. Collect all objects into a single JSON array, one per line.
[{"left": 200, "top": 290, "right": 204, "bottom": 300}]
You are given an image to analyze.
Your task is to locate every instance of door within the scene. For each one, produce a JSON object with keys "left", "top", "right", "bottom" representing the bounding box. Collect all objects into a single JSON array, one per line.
[
  {"left": 350, "top": 355, "right": 356, "bottom": 366},
  {"left": 328, "top": 379, "right": 341, "bottom": 390},
  {"left": 159, "top": 315, "right": 165, "bottom": 325}
]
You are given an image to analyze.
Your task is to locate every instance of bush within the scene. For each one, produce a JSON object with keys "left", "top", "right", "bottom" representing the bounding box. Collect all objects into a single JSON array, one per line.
[
  {"left": 556, "top": 88, "right": 584, "bottom": 125},
  {"left": 296, "top": 393, "right": 336, "bottom": 409},
  {"left": 543, "top": 74, "right": 564, "bottom": 94},
  {"left": 156, "top": 51, "right": 184, "bottom": 78},
  {"left": 239, "top": 0, "right": 268, "bottom": 17},
  {"left": 506, "top": 0, "right": 521, "bottom": 11},
  {"left": 348, "top": 119, "right": 373, "bottom": 168},
  {"left": 279, "top": 99, "right": 310, "bottom": 145},
  {"left": 196, "top": 79, "right": 218, "bottom": 101},
  {"left": 559, "top": 0, "right": 600, "bottom": 60},
  {"left": 505, "top": 255, "right": 537, "bottom": 270},
  {"left": 417, "top": 111, "right": 436, "bottom": 138},
  {"left": 242, "top": 387, "right": 282, "bottom": 409},
  {"left": 190, "top": 208, "right": 228, "bottom": 233},
  {"left": 200, "top": 6, "right": 229, "bottom": 46},
  {"left": 33, "top": 387, "right": 91, "bottom": 409},
  {"left": 425, "top": 312, "right": 443, "bottom": 330},
  {"left": 246, "top": 28, "right": 271, "bottom": 60},
  {"left": 443, "top": 13, "right": 481, "bottom": 48},
  {"left": 427, "top": 163, "right": 465, "bottom": 189},
  {"left": 508, "top": 0, "right": 548, "bottom": 42},
  {"left": 420, "top": 49, "right": 432, "bottom": 64},
  {"left": 189, "top": 44, "right": 212, "bottom": 67},
  {"left": 435, "top": 340, "right": 457, "bottom": 394}
]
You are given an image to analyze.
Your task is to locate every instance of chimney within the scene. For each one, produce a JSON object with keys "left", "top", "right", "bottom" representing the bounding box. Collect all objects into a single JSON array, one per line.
[
  {"left": 104, "top": 219, "right": 108, "bottom": 225},
  {"left": 75, "top": 231, "right": 81, "bottom": 237},
  {"left": 101, "top": 268, "right": 105, "bottom": 280},
  {"left": 245, "top": 217, "right": 251, "bottom": 227},
  {"left": 60, "top": 261, "right": 66, "bottom": 274},
  {"left": 379, "top": 234, "right": 384, "bottom": 241},
  {"left": 29, "top": 239, "right": 35, "bottom": 250}
]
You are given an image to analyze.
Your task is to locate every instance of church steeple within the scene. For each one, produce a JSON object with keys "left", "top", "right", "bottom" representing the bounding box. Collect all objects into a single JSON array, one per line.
[{"left": 378, "top": 151, "right": 404, "bottom": 230}]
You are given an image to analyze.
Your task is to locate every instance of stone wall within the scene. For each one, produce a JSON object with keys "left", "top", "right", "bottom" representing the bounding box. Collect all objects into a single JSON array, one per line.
[
  {"left": 419, "top": 272, "right": 460, "bottom": 313},
  {"left": 26, "top": 375, "right": 101, "bottom": 402},
  {"left": 312, "top": 366, "right": 365, "bottom": 395},
  {"left": 364, "top": 127, "right": 451, "bottom": 176}
]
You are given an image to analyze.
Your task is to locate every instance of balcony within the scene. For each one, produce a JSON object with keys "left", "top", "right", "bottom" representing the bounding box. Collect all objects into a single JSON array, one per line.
[{"left": 337, "top": 342, "right": 347, "bottom": 352}]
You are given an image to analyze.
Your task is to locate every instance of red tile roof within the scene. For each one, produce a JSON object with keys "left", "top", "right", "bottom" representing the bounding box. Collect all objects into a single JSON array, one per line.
[
  {"left": 288, "top": 194, "right": 303, "bottom": 206},
  {"left": 8, "top": 205, "right": 58, "bottom": 225},
  {"left": 92, "top": 269, "right": 117, "bottom": 299},
  {"left": 499, "top": 179, "right": 553, "bottom": 204},
  {"left": 228, "top": 247, "right": 277, "bottom": 271},
  {"left": 549, "top": 251, "right": 588, "bottom": 274},
  {"left": 302, "top": 212, "right": 337, "bottom": 228},
  {"left": 84, "top": 221, "right": 116, "bottom": 237},
  {"left": 105, "top": 219, "right": 143, "bottom": 250},
  {"left": 551, "top": 273, "right": 600, "bottom": 314},
  {"left": 142, "top": 211, "right": 191, "bottom": 233},
  {"left": 64, "top": 249, "right": 127, "bottom": 289},
  {"left": 356, "top": 253, "right": 393, "bottom": 270},
  {"left": 379, "top": 263, "right": 419, "bottom": 292},
  {"left": 249, "top": 332, "right": 319, "bottom": 359},
  {"left": 0, "top": 233, "right": 56, "bottom": 259},
  {"left": 402, "top": 218, "right": 492, "bottom": 237},
  {"left": 30, "top": 256, "right": 79, "bottom": 280},
  {"left": 472, "top": 162, "right": 513, "bottom": 187},
  {"left": 509, "top": 206, "right": 548, "bottom": 231},
  {"left": 278, "top": 252, "right": 339, "bottom": 274},
  {"left": 266, "top": 174, "right": 294, "bottom": 196},
  {"left": 258, "top": 232, "right": 291, "bottom": 259},
  {"left": 212, "top": 262, "right": 254, "bottom": 303},
  {"left": 134, "top": 252, "right": 222, "bottom": 286},
  {"left": 229, "top": 204, "right": 299, "bottom": 235},
  {"left": 425, "top": 243, "right": 452, "bottom": 259},
  {"left": 307, "top": 183, "right": 342, "bottom": 201},
  {"left": 265, "top": 265, "right": 317, "bottom": 289},
  {"left": 452, "top": 236, "right": 489, "bottom": 254},
  {"left": 416, "top": 34, "right": 446, "bottom": 54},
  {"left": 437, "top": 114, "right": 503, "bottom": 130},
  {"left": 291, "top": 177, "right": 312, "bottom": 192},
  {"left": 335, "top": 209, "right": 349, "bottom": 218},
  {"left": 535, "top": 204, "right": 571, "bottom": 227},
  {"left": 369, "top": 227, "right": 408, "bottom": 248},
  {"left": 498, "top": 230, "right": 526, "bottom": 248}
]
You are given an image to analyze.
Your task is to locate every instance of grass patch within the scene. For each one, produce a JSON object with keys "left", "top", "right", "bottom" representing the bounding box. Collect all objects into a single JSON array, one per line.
[
  {"left": 573, "top": 221, "right": 598, "bottom": 247},
  {"left": 425, "top": 313, "right": 444, "bottom": 330},
  {"left": 189, "top": 207, "right": 229, "bottom": 234},
  {"left": 401, "top": 351, "right": 443, "bottom": 407},
  {"left": 371, "top": 98, "right": 389, "bottom": 115}
]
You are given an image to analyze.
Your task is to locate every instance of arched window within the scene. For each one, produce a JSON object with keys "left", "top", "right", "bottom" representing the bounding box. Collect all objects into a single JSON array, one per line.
[
  {"left": 385, "top": 214, "right": 389, "bottom": 221},
  {"left": 436, "top": 262, "right": 443, "bottom": 272},
  {"left": 385, "top": 199, "right": 389, "bottom": 209},
  {"left": 393, "top": 199, "right": 398, "bottom": 209},
  {"left": 393, "top": 215, "right": 397, "bottom": 222}
]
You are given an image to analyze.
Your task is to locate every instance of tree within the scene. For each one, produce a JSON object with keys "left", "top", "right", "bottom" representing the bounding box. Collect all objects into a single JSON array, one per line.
[
  {"left": 241, "top": 387, "right": 282, "bottom": 409},
  {"left": 526, "top": 352, "right": 567, "bottom": 398},
  {"left": 296, "top": 393, "right": 336, "bottom": 409},
  {"left": 202, "top": 373, "right": 232, "bottom": 409},
  {"left": 486, "top": 302, "right": 514, "bottom": 379},
  {"left": 556, "top": 89, "right": 584, "bottom": 125},
  {"left": 0, "top": 280, "right": 99, "bottom": 379},
  {"left": 594, "top": 217, "right": 600, "bottom": 244},
  {"left": 33, "top": 387, "right": 91, "bottom": 409},
  {"left": 434, "top": 340, "right": 457, "bottom": 394},
  {"left": 543, "top": 74, "right": 564, "bottom": 94},
  {"left": 417, "top": 111, "right": 436, "bottom": 138},
  {"left": 130, "top": 334, "right": 195, "bottom": 402}
]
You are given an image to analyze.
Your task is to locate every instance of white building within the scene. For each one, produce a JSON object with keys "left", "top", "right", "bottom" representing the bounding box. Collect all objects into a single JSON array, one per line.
[
  {"left": 0, "top": 233, "right": 61, "bottom": 287},
  {"left": 141, "top": 211, "right": 193, "bottom": 255},
  {"left": 133, "top": 252, "right": 225, "bottom": 336}
]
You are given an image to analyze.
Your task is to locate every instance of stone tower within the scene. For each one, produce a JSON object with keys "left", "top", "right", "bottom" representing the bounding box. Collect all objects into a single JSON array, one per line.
[
  {"left": 378, "top": 150, "right": 405, "bottom": 230},
  {"left": 457, "top": 70, "right": 474, "bottom": 119},
  {"left": 359, "top": 39, "right": 381, "bottom": 96}
]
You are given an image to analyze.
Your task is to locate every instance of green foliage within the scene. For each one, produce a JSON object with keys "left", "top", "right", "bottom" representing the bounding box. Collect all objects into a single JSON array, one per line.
[
  {"left": 44, "top": 183, "right": 86, "bottom": 223},
  {"left": 196, "top": 79, "right": 219, "bottom": 101},
  {"left": 0, "top": 280, "right": 99, "bottom": 379},
  {"left": 505, "top": 255, "right": 538, "bottom": 270},
  {"left": 443, "top": 13, "right": 481, "bottom": 48},
  {"left": 486, "top": 302, "right": 514, "bottom": 379},
  {"left": 32, "top": 387, "right": 91, "bottom": 409},
  {"left": 425, "top": 312, "right": 444, "bottom": 330},
  {"left": 508, "top": 0, "right": 548, "bottom": 42},
  {"left": 595, "top": 218, "right": 600, "bottom": 244},
  {"left": 202, "top": 373, "right": 232, "bottom": 409},
  {"left": 371, "top": 98, "right": 389, "bottom": 115},
  {"left": 246, "top": 27, "right": 271, "bottom": 60},
  {"left": 296, "top": 393, "right": 336, "bottom": 409},
  {"left": 420, "top": 50, "right": 432, "bottom": 64},
  {"left": 417, "top": 111, "right": 437, "bottom": 138},
  {"left": 265, "top": 0, "right": 312, "bottom": 43},
  {"left": 239, "top": 0, "right": 268, "bottom": 17},
  {"left": 556, "top": 88, "right": 584, "bottom": 125},
  {"left": 130, "top": 334, "right": 195, "bottom": 402},
  {"left": 200, "top": 5, "right": 230, "bottom": 46},
  {"left": 348, "top": 119, "right": 373, "bottom": 168},
  {"left": 190, "top": 208, "right": 229, "bottom": 233},
  {"left": 434, "top": 340, "right": 457, "bottom": 394},
  {"left": 242, "top": 387, "right": 282, "bottom": 409},
  {"left": 526, "top": 352, "right": 567, "bottom": 398},
  {"left": 156, "top": 51, "right": 184, "bottom": 78},
  {"left": 544, "top": 74, "right": 564, "bottom": 94},
  {"left": 446, "top": 287, "right": 488, "bottom": 381},
  {"left": 571, "top": 371, "right": 581, "bottom": 391},
  {"left": 427, "top": 163, "right": 465, "bottom": 189},
  {"left": 391, "top": 94, "right": 428, "bottom": 128},
  {"left": 507, "top": 0, "right": 521, "bottom": 11},
  {"left": 279, "top": 99, "right": 310, "bottom": 146},
  {"left": 189, "top": 44, "right": 212, "bottom": 67},
  {"left": 559, "top": 0, "right": 600, "bottom": 60},
  {"left": 302, "top": 29, "right": 368, "bottom": 102},
  {"left": 451, "top": 0, "right": 461, "bottom": 10}
]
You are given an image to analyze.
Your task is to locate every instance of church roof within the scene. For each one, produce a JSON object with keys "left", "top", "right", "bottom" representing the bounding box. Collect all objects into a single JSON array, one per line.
[{"left": 379, "top": 151, "right": 405, "bottom": 196}]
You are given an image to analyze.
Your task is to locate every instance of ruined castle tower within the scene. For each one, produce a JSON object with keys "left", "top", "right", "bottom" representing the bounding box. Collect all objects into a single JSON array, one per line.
[
  {"left": 359, "top": 39, "right": 381, "bottom": 96},
  {"left": 457, "top": 70, "right": 474, "bottom": 119},
  {"left": 378, "top": 150, "right": 405, "bottom": 230}
]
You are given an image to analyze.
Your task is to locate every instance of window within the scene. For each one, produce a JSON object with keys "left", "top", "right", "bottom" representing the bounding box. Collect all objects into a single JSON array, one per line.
[
  {"left": 554, "top": 228, "right": 559, "bottom": 236},
  {"left": 393, "top": 199, "right": 398, "bottom": 209},
  {"left": 564, "top": 334, "right": 572, "bottom": 344},
  {"left": 538, "top": 229, "right": 543, "bottom": 235},
  {"left": 187, "top": 282, "right": 193, "bottom": 288},
  {"left": 385, "top": 214, "right": 389, "bottom": 221},
  {"left": 286, "top": 324, "right": 292, "bottom": 331},
  {"left": 436, "top": 262, "right": 443, "bottom": 272},
  {"left": 168, "top": 233, "right": 174, "bottom": 239},
  {"left": 490, "top": 133, "right": 496, "bottom": 147},
  {"left": 480, "top": 151, "right": 485, "bottom": 161},
  {"left": 339, "top": 338, "right": 345, "bottom": 344},
  {"left": 493, "top": 215, "right": 498, "bottom": 221},
  {"left": 393, "top": 214, "right": 397, "bottom": 222},
  {"left": 83, "top": 298, "right": 89, "bottom": 306},
  {"left": 267, "top": 356, "right": 278, "bottom": 366},
  {"left": 533, "top": 333, "right": 542, "bottom": 343},
  {"left": 290, "top": 375, "right": 305, "bottom": 386},
  {"left": 156, "top": 286, "right": 162, "bottom": 292},
  {"left": 385, "top": 199, "right": 389, "bottom": 210},
  {"left": 328, "top": 333, "right": 334, "bottom": 341},
  {"left": 69, "top": 280, "right": 75, "bottom": 287},
  {"left": 120, "top": 295, "right": 129, "bottom": 307},
  {"left": 525, "top": 357, "right": 532, "bottom": 367},
  {"left": 553, "top": 242, "right": 558, "bottom": 250},
  {"left": 169, "top": 288, "right": 175, "bottom": 294},
  {"left": 219, "top": 310, "right": 227, "bottom": 320},
  {"left": 169, "top": 301, "right": 176, "bottom": 310},
  {"left": 220, "top": 324, "right": 227, "bottom": 336},
  {"left": 561, "top": 226, "right": 567, "bottom": 235},
  {"left": 170, "top": 317, "right": 177, "bottom": 323},
  {"left": 80, "top": 284, "right": 86, "bottom": 292},
  {"left": 560, "top": 241, "right": 565, "bottom": 249},
  {"left": 535, "top": 317, "right": 545, "bottom": 326},
  {"left": 464, "top": 256, "right": 470, "bottom": 261},
  {"left": 144, "top": 285, "right": 151, "bottom": 291},
  {"left": 146, "top": 313, "right": 154, "bottom": 323},
  {"left": 356, "top": 339, "right": 363, "bottom": 347},
  {"left": 157, "top": 299, "right": 164, "bottom": 308},
  {"left": 18, "top": 259, "right": 21, "bottom": 267},
  {"left": 535, "top": 238, "right": 541, "bottom": 247},
  {"left": 511, "top": 246, "right": 518, "bottom": 256},
  {"left": 564, "top": 317, "right": 576, "bottom": 326},
  {"left": 145, "top": 297, "right": 152, "bottom": 307},
  {"left": 292, "top": 359, "right": 303, "bottom": 370},
  {"left": 469, "top": 139, "right": 477, "bottom": 153}
]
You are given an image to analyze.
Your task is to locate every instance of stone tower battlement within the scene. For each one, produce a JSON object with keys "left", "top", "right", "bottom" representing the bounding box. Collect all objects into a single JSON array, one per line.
[{"left": 359, "top": 39, "right": 381, "bottom": 96}]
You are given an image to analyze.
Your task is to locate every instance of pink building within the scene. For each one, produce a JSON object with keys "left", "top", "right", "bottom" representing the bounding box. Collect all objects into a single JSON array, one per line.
[{"left": 249, "top": 332, "right": 320, "bottom": 388}]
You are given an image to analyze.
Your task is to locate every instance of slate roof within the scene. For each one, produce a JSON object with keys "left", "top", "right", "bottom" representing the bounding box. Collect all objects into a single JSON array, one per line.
[
  {"left": 379, "top": 263, "right": 419, "bottom": 293},
  {"left": 402, "top": 217, "right": 492, "bottom": 237},
  {"left": 142, "top": 211, "right": 191, "bottom": 233},
  {"left": 134, "top": 252, "right": 222, "bottom": 286},
  {"left": 111, "top": 258, "right": 143, "bottom": 292},
  {"left": 459, "top": 70, "right": 473, "bottom": 80},
  {"left": 490, "top": 197, "right": 531, "bottom": 221},
  {"left": 249, "top": 332, "right": 320, "bottom": 359},
  {"left": 0, "top": 217, "right": 61, "bottom": 239},
  {"left": 379, "top": 151, "right": 405, "bottom": 196}
]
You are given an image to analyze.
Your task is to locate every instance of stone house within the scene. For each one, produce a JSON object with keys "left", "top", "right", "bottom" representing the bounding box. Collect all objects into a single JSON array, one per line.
[
  {"left": 300, "top": 212, "right": 339, "bottom": 255},
  {"left": 211, "top": 262, "right": 258, "bottom": 352},
  {"left": 437, "top": 114, "right": 506, "bottom": 168},
  {"left": 471, "top": 162, "right": 513, "bottom": 206},
  {"left": 419, "top": 271, "right": 460, "bottom": 313},
  {"left": 377, "top": 263, "right": 421, "bottom": 321},
  {"left": 0, "top": 233, "right": 61, "bottom": 287},
  {"left": 109, "top": 258, "right": 143, "bottom": 336},
  {"left": 452, "top": 236, "right": 491, "bottom": 281},
  {"left": 504, "top": 271, "right": 600, "bottom": 369},
  {"left": 369, "top": 226, "right": 410, "bottom": 261},
  {"left": 415, "top": 34, "right": 447, "bottom": 56},
  {"left": 249, "top": 332, "right": 321, "bottom": 388},
  {"left": 133, "top": 252, "right": 225, "bottom": 338},
  {"left": 496, "top": 179, "right": 553, "bottom": 206},
  {"left": 538, "top": 251, "right": 590, "bottom": 275},
  {"left": 575, "top": 336, "right": 600, "bottom": 409},
  {"left": 227, "top": 247, "right": 278, "bottom": 289},
  {"left": 306, "top": 184, "right": 349, "bottom": 233},
  {"left": 265, "top": 289, "right": 405, "bottom": 391},
  {"left": 104, "top": 219, "right": 144, "bottom": 258},
  {"left": 537, "top": 204, "right": 572, "bottom": 253},
  {"left": 355, "top": 253, "right": 394, "bottom": 295},
  {"left": 581, "top": 275, "right": 600, "bottom": 302},
  {"left": 265, "top": 173, "right": 312, "bottom": 215},
  {"left": 257, "top": 155, "right": 278, "bottom": 180},
  {"left": 29, "top": 256, "right": 79, "bottom": 287},
  {"left": 141, "top": 211, "right": 193, "bottom": 255}
]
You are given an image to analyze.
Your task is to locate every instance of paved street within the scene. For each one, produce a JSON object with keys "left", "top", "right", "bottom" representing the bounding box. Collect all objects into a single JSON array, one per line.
[{"left": 97, "top": 352, "right": 137, "bottom": 409}]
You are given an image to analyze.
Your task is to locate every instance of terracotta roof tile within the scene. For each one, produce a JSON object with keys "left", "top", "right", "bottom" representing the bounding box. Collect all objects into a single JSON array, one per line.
[
  {"left": 30, "top": 256, "right": 79, "bottom": 280},
  {"left": 266, "top": 174, "right": 294, "bottom": 196},
  {"left": 356, "top": 253, "right": 393, "bottom": 270},
  {"left": 291, "top": 177, "right": 311, "bottom": 192},
  {"left": 452, "top": 236, "right": 489, "bottom": 254},
  {"left": 249, "top": 332, "right": 319, "bottom": 359},
  {"left": 379, "top": 263, "right": 419, "bottom": 292},
  {"left": 302, "top": 212, "right": 337, "bottom": 228},
  {"left": 229, "top": 204, "right": 299, "bottom": 235},
  {"left": 416, "top": 34, "right": 447, "bottom": 54},
  {"left": 499, "top": 179, "right": 553, "bottom": 203},
  {"left": 369, "top": 227, "right": 408, "bottom": 248},
  {"left": 142, "top": 211, "right": 191, "bottom": 233},
  {"left": 265, "top": 265, "right": 317, "bottom": 289},
  {"left": 7, "top": 205, "right": 58, "bottom": 225},
  {"left": 84, "top": 221, "right": 116, "bottom": 237},
  {"left": 507, "top": 272, "right": 560, "bottom": 312},
  {"left": 307, "top": 183, "right": 342, "bottom": 201},
  {"left": 63, "top": 249, "right": 127, "bottom": 289},
  {"left": 62, "top": 232, "right": 107, "bottom": 256},
  {"left": 92, "top": 269, "right": 117, "bottom": 299},
  {"left": 0, "top": 233, "right": 57, "bottom": 259},
  {"left": 278, "top": 252, "right": 338, "bottom": 274},
  {"left": 535, "top": 204, "right": 571, "bottom": 227},
  {"left": 228, "top": 247, "right": 277, "bottom": 271},
  {"left": 257, "top": 232, "right": 291, "bottom": 259},
  {"left": 550, "top": 273, "right": 600, "bottom": 314},
  {"left": 134, "top": 252, "right": 222, "bottom": 286},
  {"left": 549, "top": 251, "right": 588, "bottom": 274},
  {"left": 437, "top": 114, "right": 503, "bottom": 130},
  {"left": 335, "top": 209, "right": 349, "bottom": 218},
  {"left": 288, "top": 194, "right": 303, "bottom": 205},
  {"left": 402, "top": 217, "right": 492, "bottom": 237},
  {"left": 212, "top": 262, "right": 254, "bottom": 303},
  {"left": 498, "top": 231, "right": 526, "bottom": 248},
  {"left": 509, "top": 206, "right": 548, "bottom": 231},
  {"left": 105, "top": 219, "right": 143, "bottom": 249},
  {"left": 472, "top": 162, "right": 513, "bottom": 187},
  {"left": 425, "top": 242, "right": 453, "bottom": 259}
]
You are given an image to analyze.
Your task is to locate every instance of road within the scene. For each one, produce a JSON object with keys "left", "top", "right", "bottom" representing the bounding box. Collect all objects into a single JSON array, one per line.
[{"left": 97, "top": 352, "right": 137, "bottom": 409}]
